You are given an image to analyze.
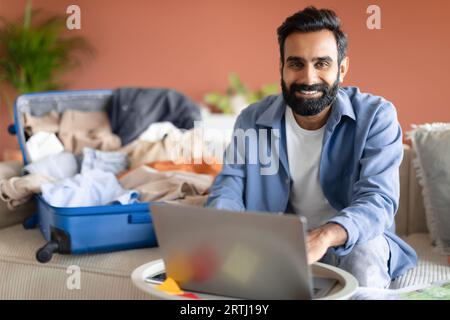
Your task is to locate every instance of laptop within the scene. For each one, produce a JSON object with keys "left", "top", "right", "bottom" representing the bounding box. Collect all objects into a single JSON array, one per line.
[{"left": 150, "top": 203, "right": 337, "bottom": 300}]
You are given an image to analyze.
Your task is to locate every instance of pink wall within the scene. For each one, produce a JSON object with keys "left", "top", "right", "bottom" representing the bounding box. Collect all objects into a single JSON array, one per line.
[{"left": 1, "top": 0, "right": 450, "bottom": 158}]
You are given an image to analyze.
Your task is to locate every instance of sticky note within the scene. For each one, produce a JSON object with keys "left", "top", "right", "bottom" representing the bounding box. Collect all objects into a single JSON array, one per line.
[{"left": 156, "top": 277, "right": 184, "bottom": 295}]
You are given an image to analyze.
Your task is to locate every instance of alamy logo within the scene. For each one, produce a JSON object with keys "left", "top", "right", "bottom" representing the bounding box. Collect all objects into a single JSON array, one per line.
[
  {"left": 166, "top": 121, "right": 281, "bottom": 176},
  {"left": 67, "top": 5, "right": 382, "bottom": 31},
  {"left": 66, "top": 265, "right": 81, "bottom": 290},
  {"left": 367, "top": 5, "right": 382, "bottom": 30},
  {"left": 66, "top": 5, "right": 81, "bottom": 30}
]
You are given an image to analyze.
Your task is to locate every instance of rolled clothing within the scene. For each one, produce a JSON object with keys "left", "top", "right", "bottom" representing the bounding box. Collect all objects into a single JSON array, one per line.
[
  {"left": 58, "top": 110, "right": 121, "bottom": 155},
  {"left": 41, "top": 169, "right": 139, "bottom": 207},
  {"left": 81, "top": 147, "right": 128, "bottom": 175},
  {"left": 118, "top": 165, "right": 214, "bottom": 202},
  {"left": 25, "top": 132, "right": 65, "bottom": 163},
  {"left": 23, "top": 151, "right": 79, "bottom": 180},
  {"left": 106, "top": 87, "right": 201, "bottom": 146},
  {"left": 119, "top": 127, "right": 222, "bottom": 169},
  {"left": 0, "top": 174, "right": 56, "bottom": 210},
  {"left": 22, "top": 111, "right": 60, "bottom": 137}
]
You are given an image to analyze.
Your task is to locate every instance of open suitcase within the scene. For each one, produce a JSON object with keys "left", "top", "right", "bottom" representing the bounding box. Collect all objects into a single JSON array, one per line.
[{"left": 11, "top": 90, "right": 159, "bottom": 263}]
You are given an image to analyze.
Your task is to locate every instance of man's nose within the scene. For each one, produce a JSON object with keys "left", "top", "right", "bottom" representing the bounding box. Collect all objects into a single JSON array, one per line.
[{"left": 298, "top": 64, "right": 319, "bottom": 85}]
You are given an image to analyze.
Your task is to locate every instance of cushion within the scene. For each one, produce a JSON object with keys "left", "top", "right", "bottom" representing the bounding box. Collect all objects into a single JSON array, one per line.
[
  {"left": 408, "top": 123, "right": 450, "bottom": 255},
  {"left": 0, "top": 161, "right": 36, "bottom": 229}
]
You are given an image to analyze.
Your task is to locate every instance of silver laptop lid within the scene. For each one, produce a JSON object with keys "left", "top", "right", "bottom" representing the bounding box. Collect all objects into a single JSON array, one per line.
[{"left": 151, "top": 204, "right": 313, "bottom": 300}]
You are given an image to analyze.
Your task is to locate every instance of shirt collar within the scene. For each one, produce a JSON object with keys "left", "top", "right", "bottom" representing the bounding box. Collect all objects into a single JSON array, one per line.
[
  {"left": 255, "top": 88, "right": 356, "bottom": 129},
  {"left": 255, "top": 95, "right": 286, "bottom": 129}
]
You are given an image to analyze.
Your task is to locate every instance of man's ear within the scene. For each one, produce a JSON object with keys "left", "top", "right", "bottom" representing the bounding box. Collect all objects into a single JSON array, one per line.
[{"left": 338, "top": 57, "right": 349, "bottom": 83}]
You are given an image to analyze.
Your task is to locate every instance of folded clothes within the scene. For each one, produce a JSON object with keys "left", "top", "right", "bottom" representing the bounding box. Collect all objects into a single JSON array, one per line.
[
  {"left": 81, "top": 147, "right": 128, "bottom": 175},
  {"left": 22, "top": 111, "right": 60, "bottom": 137},
  {"left": 58, "top": 110, "right": 121, "bottom": 155},
  {"left": 164, "top": 195, "right": 209, "bottom": 207},
  {"left": 25, "top": 132, "right": 65, "bottom": 163},
  {"left": 118, "top": 165, "right": 214, "bottom": 203},
  {"left": 119, "top": 127, "right": 226, "bottom": 169},
  {"left": 138, "top": 121, "right": 182, "bottom": 143},
  {"left": 23, "top": 151, "right": 79, "bottom": 180},
  {"left": 106, "top": 88, "right": 201, "bottom": 146},
  {"left": 41, "top": 169, "right": 139, "bottom": 207},
  {"left": 146, "top": 160, "right": 222, "bottom": 176},
  {"left": 0, "top": 174, "right": 56, "bottom": 210},
  {"left": 118, "top": 140, "right": 170, "bottom": 169}
]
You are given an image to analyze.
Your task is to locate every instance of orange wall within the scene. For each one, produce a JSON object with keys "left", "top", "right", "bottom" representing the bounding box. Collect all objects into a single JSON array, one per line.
[{"left": 1, "top": 0, "right": 450, "bottom": 158}]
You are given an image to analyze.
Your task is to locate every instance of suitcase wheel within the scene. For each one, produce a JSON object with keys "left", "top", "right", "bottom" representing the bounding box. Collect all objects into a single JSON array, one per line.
[
  {"left": 36, "top": 240, "right": 60, "bottom": 263},
  {"left": 23, "top": 212, "right": 39, "bottom": 230}
]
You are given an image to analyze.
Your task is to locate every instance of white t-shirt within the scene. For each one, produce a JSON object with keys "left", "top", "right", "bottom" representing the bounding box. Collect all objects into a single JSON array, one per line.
[{"left": 285, "top": 107, "right": 337, "bottom": 230}]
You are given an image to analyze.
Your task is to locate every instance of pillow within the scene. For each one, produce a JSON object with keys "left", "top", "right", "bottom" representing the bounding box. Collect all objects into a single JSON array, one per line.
[{"left": 408, "top": 123, "right": 450, "bottom": 255}]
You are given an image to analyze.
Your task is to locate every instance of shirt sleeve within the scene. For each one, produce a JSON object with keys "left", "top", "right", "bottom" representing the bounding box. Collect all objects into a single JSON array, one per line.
[
  {"left": 328, "top": 102, "right": 403, "bottom": 256},
  {"left": 205, "top": 116, "right": 246, "bottom": 211}
]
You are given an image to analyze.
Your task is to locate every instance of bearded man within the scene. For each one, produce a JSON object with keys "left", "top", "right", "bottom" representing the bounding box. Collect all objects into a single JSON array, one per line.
[{"left": 206, "top": 6, "right": 417, "bottom": 288}]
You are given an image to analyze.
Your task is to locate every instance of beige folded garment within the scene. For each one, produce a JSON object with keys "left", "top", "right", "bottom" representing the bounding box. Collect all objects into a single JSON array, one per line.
[
  {"left": 59, "top": 110, "right": 121, "bottom": 154},
  {"left": 164, "top": 195, "right": 209, "bottom": 207},
  {"left": 0, "top": 174, "right": 55, "bottom": 210},
  {"left": 119, "top": 127, "right": 224, "bottom": 169},
  {"left": 118, "top": 140, "right": 170, "bottom": 169},
  {"left": 22, "top": 111, "right": 60, "bottom": 136},
  {"left": 118, "top": 165, "right": 213, "bottom": 203}
]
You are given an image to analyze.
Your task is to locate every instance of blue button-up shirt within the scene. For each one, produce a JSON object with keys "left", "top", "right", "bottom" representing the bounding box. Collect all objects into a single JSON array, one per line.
[{"left": 206, "top": 86, "right": 417, "bottom": 279}]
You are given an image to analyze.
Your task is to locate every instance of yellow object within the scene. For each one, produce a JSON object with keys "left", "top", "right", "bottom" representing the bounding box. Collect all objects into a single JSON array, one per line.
[
  {"left": 166, "top": 253, "right": 192, "bottom": 283},
  {"left": 156, "top": 277, "right": 184, "bottom": 295}
]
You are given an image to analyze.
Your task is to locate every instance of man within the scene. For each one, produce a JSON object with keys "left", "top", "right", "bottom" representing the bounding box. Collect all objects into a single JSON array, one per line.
[{"left": 206, "top": 6, "right": 417, "bottom": 288}]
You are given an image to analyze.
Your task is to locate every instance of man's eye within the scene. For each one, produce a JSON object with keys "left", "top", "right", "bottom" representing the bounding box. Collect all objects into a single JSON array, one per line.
[
  {"left": 316, "top": 61, "right": 329, "bottom": 69},
  {"left": 289, "top": 62, "right": 303, "bottom": 68}
]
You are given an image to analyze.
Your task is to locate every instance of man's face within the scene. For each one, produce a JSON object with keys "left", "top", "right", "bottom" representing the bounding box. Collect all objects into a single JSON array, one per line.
[{"left": 281, "top": 30, "right": 347, "bottom": 116}]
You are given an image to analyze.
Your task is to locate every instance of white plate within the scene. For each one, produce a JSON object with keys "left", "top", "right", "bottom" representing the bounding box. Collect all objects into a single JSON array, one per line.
[{"left": 131, "top": 259, "right": 358, "bottom": 300}]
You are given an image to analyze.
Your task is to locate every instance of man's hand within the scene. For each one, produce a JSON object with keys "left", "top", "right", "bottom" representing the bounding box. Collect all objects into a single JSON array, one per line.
[{"left": 306, "top": 223, "right": 348, "bottom": 264}]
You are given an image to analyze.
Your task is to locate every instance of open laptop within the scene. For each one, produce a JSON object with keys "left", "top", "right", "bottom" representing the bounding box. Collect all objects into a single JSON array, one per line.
[{"left": 150, "top": 203, "right": 337, "bottom": 300}]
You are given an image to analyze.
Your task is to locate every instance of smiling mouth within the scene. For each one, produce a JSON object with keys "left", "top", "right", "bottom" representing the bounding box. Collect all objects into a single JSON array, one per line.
[{"left": 295, "top": 90, "right": 323, "bottom": 98}]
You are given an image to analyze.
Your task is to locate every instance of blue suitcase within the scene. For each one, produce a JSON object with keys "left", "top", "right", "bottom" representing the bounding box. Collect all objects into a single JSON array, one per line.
[{"left": 11, "top": 89, "right": 158, "bottom": 263}]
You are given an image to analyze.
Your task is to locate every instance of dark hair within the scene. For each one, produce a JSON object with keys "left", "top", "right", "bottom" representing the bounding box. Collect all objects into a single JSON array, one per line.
[{"left": 277, "top": 6, "right": 348, "bottom": 65}]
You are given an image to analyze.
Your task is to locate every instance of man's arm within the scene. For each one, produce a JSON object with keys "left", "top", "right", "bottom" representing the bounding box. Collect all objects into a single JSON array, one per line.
[
  {"left": 326, "top": 102, "right": 403, "bottom": 256},
  {"left": 206, "top": 117, "right": 246, "bottom": 211}
]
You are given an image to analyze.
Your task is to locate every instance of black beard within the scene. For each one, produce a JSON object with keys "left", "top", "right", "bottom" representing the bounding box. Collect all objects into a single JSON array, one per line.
[{"left": 281, "top": 73, "right": 340, "bottom": 116}]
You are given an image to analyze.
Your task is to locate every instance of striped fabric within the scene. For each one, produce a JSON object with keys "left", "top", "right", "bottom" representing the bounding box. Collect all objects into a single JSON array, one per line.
[
  {"left": 390, "top": 233, "right": 450, "bottom": 289},
  {"left": 1, "top": 229, "right": 449, "bottom": 298},
  {"left": 0, "top": 224, "right": 160, "bottom": 299}
]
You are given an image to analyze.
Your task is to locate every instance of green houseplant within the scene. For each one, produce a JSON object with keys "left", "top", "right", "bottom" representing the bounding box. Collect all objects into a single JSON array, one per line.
[
  {"left": 0, "top": 0, "right": 93, "bottom": 118},
  {"left": 203, "top": 73, "right": 279, "bottom": 115}
]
